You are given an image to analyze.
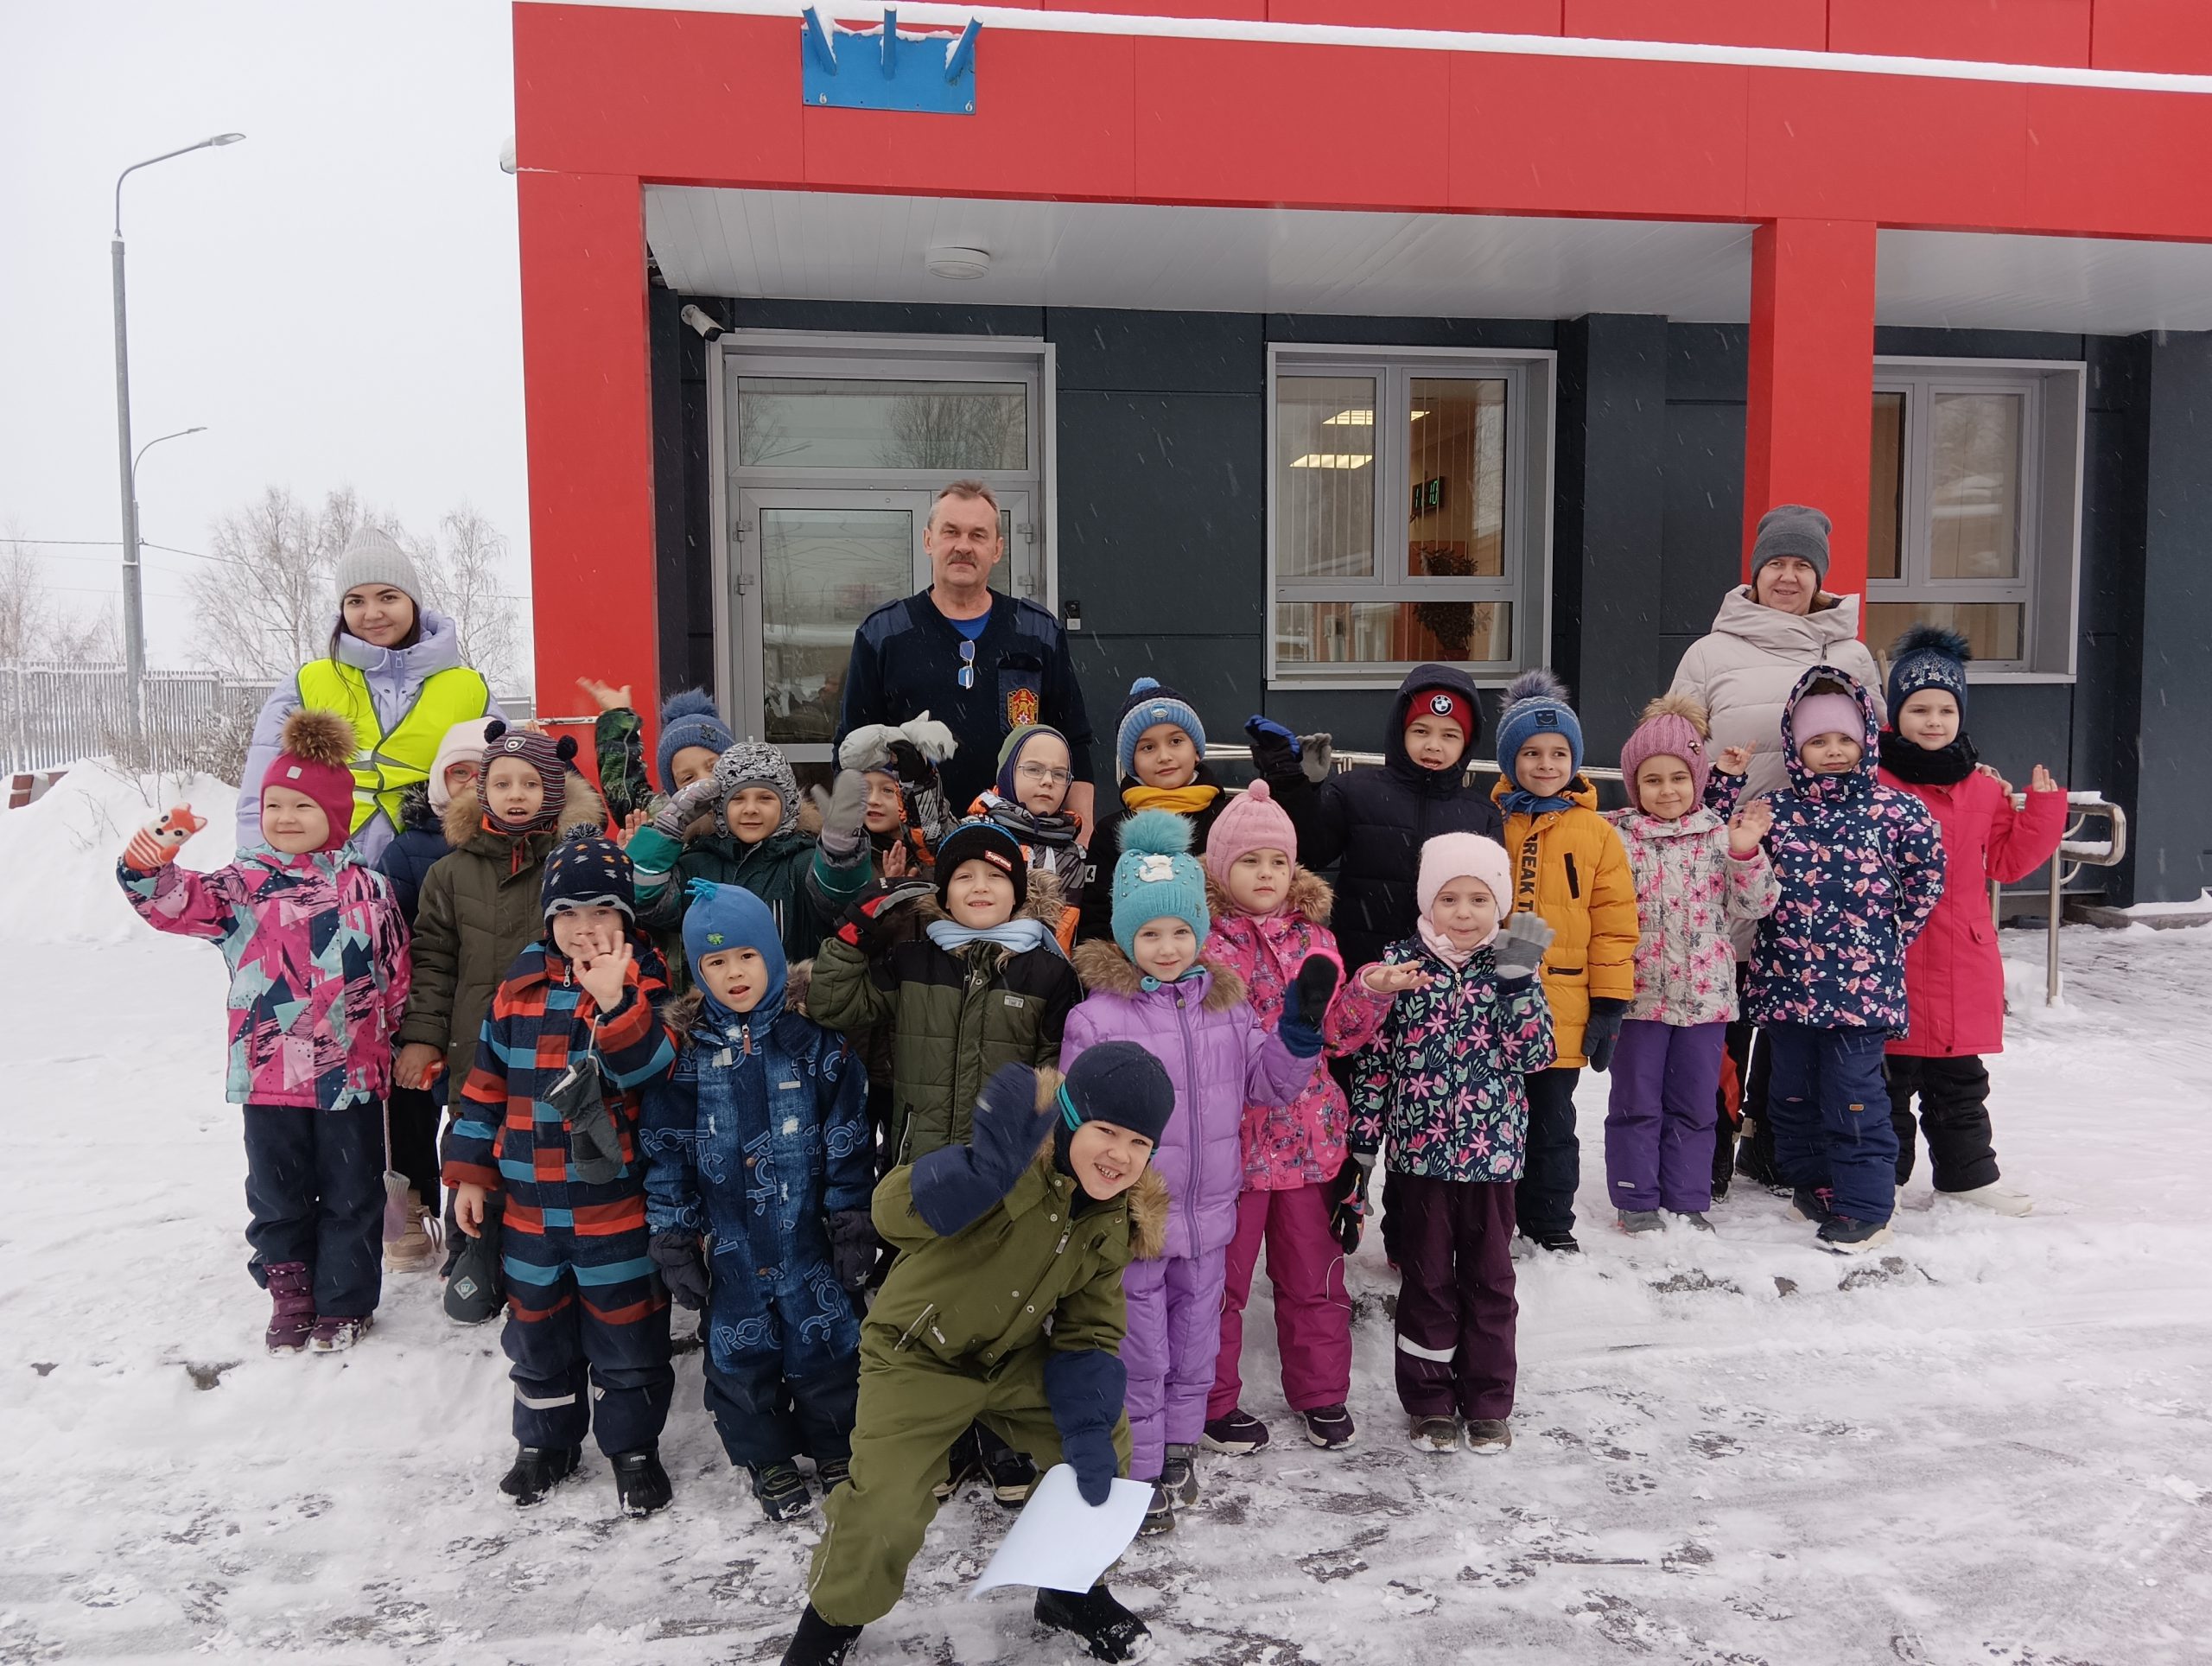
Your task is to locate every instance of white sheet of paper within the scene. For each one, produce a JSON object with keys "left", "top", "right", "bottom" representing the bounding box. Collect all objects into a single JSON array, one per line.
[{"left": 968, "top": 1464, "right": 1151, "bottom": 1598}]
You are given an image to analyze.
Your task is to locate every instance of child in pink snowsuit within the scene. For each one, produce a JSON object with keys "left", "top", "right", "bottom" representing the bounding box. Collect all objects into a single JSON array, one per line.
[
  {"left": 1063, "top": 809, "right": 1327, "bottom": 1535},
  {"left": 1199, "top": 780, "right": 1409, "bottom": 1456}
]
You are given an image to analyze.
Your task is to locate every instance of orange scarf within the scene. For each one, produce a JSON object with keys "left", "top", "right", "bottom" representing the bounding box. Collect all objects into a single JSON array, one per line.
[{"left": 1121, "top": 782, "right": 1220, "bottom": 817}]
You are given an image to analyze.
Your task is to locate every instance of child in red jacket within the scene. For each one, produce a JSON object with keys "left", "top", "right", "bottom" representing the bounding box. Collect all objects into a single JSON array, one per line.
[{"left": 1876, "top": 628, "right": 2066, "bottom": 1216}]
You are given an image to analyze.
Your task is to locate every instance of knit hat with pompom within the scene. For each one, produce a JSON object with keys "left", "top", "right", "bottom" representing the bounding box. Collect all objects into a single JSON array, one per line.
[
  {"left": 1618, "top": 692, "right": 1713, "bottom": 814},
  {"left": 264, "top": 709, "right": 359, "bottom": 851},
  {"left": 1110, "top": 808, "right": 1210, "bottom": 956}
]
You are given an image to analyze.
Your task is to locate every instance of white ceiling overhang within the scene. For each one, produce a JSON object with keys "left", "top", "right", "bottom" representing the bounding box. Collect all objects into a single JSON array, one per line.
[{"left": 644, "top": 186, "right": 2212, "bottom": 334}]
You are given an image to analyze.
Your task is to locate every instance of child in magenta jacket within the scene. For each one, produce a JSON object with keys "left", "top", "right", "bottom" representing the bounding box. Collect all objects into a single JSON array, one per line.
[
  {"left": 1063, "top": 810, "right": 1327, "bottom": 1535},
  {"left": 1876, "top": 627, "right": 2066, "bottom": 1215},
  {"left": 1197, "top": 781, "right": 1413, "bottom": 1457}
]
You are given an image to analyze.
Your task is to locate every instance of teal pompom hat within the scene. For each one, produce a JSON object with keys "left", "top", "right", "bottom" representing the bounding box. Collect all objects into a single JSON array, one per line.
[{"left": 1109, "top": 808, "right": 1210, "bottom": 955}]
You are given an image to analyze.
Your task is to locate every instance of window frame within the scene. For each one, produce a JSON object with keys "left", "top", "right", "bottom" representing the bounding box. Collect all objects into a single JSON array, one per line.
[
  {"left": 1869, "top": 355, "right": 2086, "bottom": 684},
  {"left": 1266, "top": 342, "right": 1555, "bottom": 690}
]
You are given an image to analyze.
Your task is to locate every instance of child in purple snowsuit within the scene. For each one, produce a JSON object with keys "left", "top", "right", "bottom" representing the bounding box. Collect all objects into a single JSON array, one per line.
[{"left": 1064, "top": 810, "right": 1327, "bottom": 1535}]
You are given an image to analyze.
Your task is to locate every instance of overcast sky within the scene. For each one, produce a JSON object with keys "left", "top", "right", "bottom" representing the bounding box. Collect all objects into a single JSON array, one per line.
[{"left": 0, "top": 1, "right": 528, "bottom": 675}]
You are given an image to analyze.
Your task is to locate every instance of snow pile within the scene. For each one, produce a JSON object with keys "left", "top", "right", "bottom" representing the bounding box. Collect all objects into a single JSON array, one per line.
[{"left": 0, "top": 759, "right": 238, "bottom": 944}]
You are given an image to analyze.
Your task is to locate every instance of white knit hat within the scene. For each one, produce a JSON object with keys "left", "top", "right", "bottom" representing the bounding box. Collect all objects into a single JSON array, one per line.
[
  {"left": 428, "top": 716, "right": 499, "bottom": 810},
  {"left": 1416, "top": 831, "right": 1514, "bottom": 923},
  {"left": 334, "top": 526, "right": 423, "bottom": 608}
]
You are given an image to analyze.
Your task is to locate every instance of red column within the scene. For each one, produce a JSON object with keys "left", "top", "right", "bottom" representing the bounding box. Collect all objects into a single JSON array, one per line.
[
  {"left": 518, "top": 169, "right": 657, "bottom": 753},
  {"left": 1742, "top": 219, "right": 1878, "bottom": 601}
]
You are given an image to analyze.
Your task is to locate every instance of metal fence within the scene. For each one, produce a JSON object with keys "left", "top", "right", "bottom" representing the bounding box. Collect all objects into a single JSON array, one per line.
[{"left": 0, "top": 662, "right": 276, "bottom": 775}]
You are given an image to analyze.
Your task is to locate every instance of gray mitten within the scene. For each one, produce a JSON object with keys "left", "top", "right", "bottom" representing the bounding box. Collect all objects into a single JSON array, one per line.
[
  {"left": 1299, "top": 733, "right": 1334, "bottom": 785},
  {"left": 652, "top": 774, "right": 721, "bottom": 839},
  {"left": 1491, "top": 913, "right": 1556, "bottom": 982},
  {"left": 810, "top": 770, "right": 869, "bottom": 863}
]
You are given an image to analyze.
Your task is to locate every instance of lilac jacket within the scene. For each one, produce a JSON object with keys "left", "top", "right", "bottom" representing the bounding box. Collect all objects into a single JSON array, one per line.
[
  {"left": 238, "top": 609, "right": 503, "bottom": 862},
  {"left": 1064, "top": 942, "right": 1317, "bottom": 1262}
]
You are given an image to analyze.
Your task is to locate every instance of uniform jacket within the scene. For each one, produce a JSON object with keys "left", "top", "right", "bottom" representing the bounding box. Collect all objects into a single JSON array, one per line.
[
  {"left": 372, "top": 784, "right": 447, "bottom": 926},
  {"left": 1876, "top": 764, "right": 2065, "bottom": 1058},
  {"left": 1201, "top": 869, "right": 1394, "bottom": 1189},
  {"left": 1064, "top": 944, "right": 1317, "bottom": 1262},
  {"left": 1604, "top": 804, "right": 1780, "bottom": 1027},
  {"left": 121, "top": 848, "right": 410, "bottom": 1110},
  {"left": 865, "top": 1147, "right": 1168, "bottom": 1375},
  {"left": 396, "top": 779, "right": 606, "bottom": 1088},
  {"left": 1076, "top": 764, "right": 1232, "bottom": 944},
  {"left": 1490, "top": 777, "right": 1640, "bottom": 1068},
  {"left": 1349, "top": 935, "right": 1555, "bottom": 1182},
  {"left": 1747, "top": 668, "right": 1946, "bottom": 1033},
  {"left": 807, "top": 877, "right": 1080, "bottom": 1167},
  {"left": 642, "top": 989, "right": 870, "bottom": 1377},
  {"left": 1261, "top": 664, "right": 1504, "bottom": 973},
  {"left": 632, "top": 798, "right": 868, "bottom": 971}
]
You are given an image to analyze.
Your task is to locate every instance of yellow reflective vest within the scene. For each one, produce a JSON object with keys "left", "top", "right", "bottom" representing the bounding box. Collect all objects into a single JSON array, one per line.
[{"left": 296, "top": 658, "right": 491, "bottom": 839}]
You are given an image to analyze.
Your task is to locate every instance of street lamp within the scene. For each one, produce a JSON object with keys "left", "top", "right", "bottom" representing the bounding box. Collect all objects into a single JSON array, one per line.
[{"left": 112, "top": 133, "right": 244, "bottom": 747}]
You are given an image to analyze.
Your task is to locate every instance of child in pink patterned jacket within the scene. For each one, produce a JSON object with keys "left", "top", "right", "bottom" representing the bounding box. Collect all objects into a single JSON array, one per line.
[
  {"left": 118, "top": 712, "right": 411, "bottom": 1357},
  {"left": 1602, "top": 696, "right": 1778, "bottom": 1236},
  {"left": 1198, "top": 781, "right": 1416, "bottom": 1457}
]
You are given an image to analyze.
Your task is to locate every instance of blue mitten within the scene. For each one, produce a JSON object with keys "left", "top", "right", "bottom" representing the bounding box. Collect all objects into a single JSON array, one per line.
[
  {"left": 1276, "top": 955, "right": 1340, "bottom": 1059},
  {"left": 1045, "top": 1348, "right": 1127, "bottom": 1506},
  {"left": 908, "top": 1064, "right": 1057, "bottom": 1236}
]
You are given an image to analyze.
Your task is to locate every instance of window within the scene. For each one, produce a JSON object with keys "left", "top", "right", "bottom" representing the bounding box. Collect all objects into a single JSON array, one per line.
[
  {"left": 1866, "top": 359, "right": 2085, "bottom": 677},
  {"left": 1268, "top": 347, "right": 1553, "bottom": 686}
]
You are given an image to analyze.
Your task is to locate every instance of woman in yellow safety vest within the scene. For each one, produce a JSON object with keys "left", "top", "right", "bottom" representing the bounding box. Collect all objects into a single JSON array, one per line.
[{"left": 238, "top": 527, "right": 502, "bottom": 862}]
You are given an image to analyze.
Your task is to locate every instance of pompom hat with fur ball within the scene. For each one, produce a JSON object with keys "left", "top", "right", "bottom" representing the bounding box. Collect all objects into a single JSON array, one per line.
[
  {"left": 654, "top": 690, "right": 735, "bottom": 796},
  {"left": 1109, "top": 808, "right": 1211, "bottom": 955},
  {"left": 264, "top": 709, "right": 359, "bottom": 850},
  {"left": 1885, "top": 624, "right": 1972, "bottom": 724},
  {"left": 1618, "top": 693, "right": 1713, "bottom": 813},
  {"left": 1496, "top": 668, "right": 1586, "bottom": 785},
  {"left": 1203, "top": 777, "right": 1298, "bottom": 887}
]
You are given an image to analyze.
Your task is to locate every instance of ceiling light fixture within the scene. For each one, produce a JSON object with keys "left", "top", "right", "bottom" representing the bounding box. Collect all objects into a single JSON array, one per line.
[
  {"left": 925, "top": 245, "right": 991, "bottom": 280},
  {"left": 1289, "top": 453, "right": 1373, "bottom": 469},
  {"left": 1322, "top": 409, "right": 1375, "bottom": 426}
]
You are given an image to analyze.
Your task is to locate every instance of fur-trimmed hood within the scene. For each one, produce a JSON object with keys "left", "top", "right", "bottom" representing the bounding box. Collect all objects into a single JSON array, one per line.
[
  {"left": 1017, "top": 1144, "right": 1170, "bottom": 1260},
  {"left": 666, "top": 956, "right": 816, "bottom": 1038},
  {"left": 1071, "top": 938, "right": 1249, "bottom": 1012},
  {"left": 1201, "top": 864, "right": 1332, "bottom": 928},
  {"left": 442, "top": 773, "right": 607, "bottom": 849}
]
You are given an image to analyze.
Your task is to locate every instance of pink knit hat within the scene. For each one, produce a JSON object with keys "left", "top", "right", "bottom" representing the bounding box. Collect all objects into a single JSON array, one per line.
[
  {"left": 1619, "top": 693, "right": 1712, "bottom": 813},
  {"left": 1416, "top": 832, "right": 1513, "bottom": 922},
  {"left": 1791, "top": 692, "right": 1865, "bottom": 752},
  {"left": 1204, "top": 778, "right": 1298, "bottom": 885}
]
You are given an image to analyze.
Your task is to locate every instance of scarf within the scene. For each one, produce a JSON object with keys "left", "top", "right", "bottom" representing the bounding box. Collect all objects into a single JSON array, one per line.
[
  {"left": 1121, "top": 782, "right": 1221, "bottom": 817},
  {"left": 976, "top": 789, "right": 1083, "bottom": 849},
  {"left": 1139, "top": 964, "right": 1208, "bottom": 995},
  {"left": 1418, "top": 916, "right": 1493, "bottom": 967},
  {"left": 1497, "top": 783, "right": 1578, "bottom": 820},
  {"left": 924, "top": 916, "right": 1065, "bottom": 960},
  {"left": 1878, "top": 728, "right": 1979, "bottom": 786}
]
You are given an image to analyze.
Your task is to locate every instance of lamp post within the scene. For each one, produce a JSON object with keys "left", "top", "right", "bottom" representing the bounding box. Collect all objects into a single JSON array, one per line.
[{"left": 112, "top": 133, "right": 244, "bottom": 746}]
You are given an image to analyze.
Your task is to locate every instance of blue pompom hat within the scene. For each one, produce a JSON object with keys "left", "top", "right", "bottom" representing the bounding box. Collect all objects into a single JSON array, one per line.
[
  {"left": 1109, "top": 809, "right": 1211, "bottom": 955},
  {"left": 1114, "top": 677, "right": 1206, "bottom": 779},
  {"left": 654, "top": 690, "right": 736, "bottom": 796},
  {"left": 1495, "top": 668, "right": 1586, "bottom": 787}
]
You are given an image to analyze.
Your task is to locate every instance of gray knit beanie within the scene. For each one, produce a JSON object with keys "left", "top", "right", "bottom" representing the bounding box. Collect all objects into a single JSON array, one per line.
[
  {"left": 334, "top": 526, "right": 424, "bottom": 608},
  {"left": 1749, "top": 505, "right": 1832, "bottom": 586}
]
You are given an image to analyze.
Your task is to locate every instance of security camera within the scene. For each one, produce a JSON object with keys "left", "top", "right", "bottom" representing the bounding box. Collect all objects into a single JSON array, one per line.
[{"left": 681, "top": 304, "right": 726, "bottom": 341}]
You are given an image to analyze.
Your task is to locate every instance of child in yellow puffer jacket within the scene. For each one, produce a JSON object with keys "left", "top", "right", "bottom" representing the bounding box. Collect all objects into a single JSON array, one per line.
[{"left": 1490, "top": 671, "right": 1638, "bottom": 1254}]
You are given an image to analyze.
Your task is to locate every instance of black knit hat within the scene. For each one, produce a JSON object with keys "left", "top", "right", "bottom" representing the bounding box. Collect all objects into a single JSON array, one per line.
[
  {"left": 1061, "top": 1041, "right": 1175, "bottom": 1146},
  {"left": 541, "top": 828, "right": 635, "bottom": 924},
  {"left": 934, "top": 818, "right": 1029, "bottom": 911}
]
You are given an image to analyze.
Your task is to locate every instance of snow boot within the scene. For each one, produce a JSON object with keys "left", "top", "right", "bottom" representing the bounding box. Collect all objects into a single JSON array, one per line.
[
  {"left": 1669, "top": 1211, "right": 1716, "bottom": 1233},
  {"left": 1617, "top": 1209, "right": 1665, "bottom": 1235},
  {"left": 1815, "top": 1216, "right": 1896, "bottom": 1256},
  {"left": 779, "top": 1605, "right": 863, "bottom": 1666},
  {"left": 1464, "top": 1418, "right": 1513, "bottom": 1454},
  {"left": 750, "top": 1461, "right": 813, "bottom": 1521},
  {"left": 1409, "top": 1415, "right": 1460, "bottom": 1453},
  {"left": 1789, "top": 1186, "right": 1836, "bottom": 1225},
  {"left": 612, "top": 1446, "right": 672, "bottom": 1517},
  {"left": 1301, "top": 1404, "right": 1357, "bottom": 1450},
  {"left": 499, "top": 1444, "right": 582, "bottom": 1506},
  {"left": 310, "top": 1313, "right": 372, "bottom": 1352},
  {"left": 384, "top": 1189, "right": 439, "bottom": 1274},
  {"left": 1160, "top": 1443, "right": 1199, "bottom": 1507},
  {"left": 1136, "top": 1482, "right": 1176, "bottom": 1536},
  {"left": 1524, "top": 1229, "right": 1581, "bottom": 1255},
  {"left": 983, "top": 1443, "right": 1039, "bottom": 1508},
  {"left": 934, "top": 1423, "right": 983, "bottom": 1501},
  {"left": 1035, "top": 1583, "right": 1152, "bottom": 1663},
  {"left": 1203, "top": 1408, "right": 1270, "bottom": 1455},
  {"left": 263, "top": 1261, "right": 315, "bottom": 1355},
  {"left": 815, "top": 1455, "right": 851, "bottom": 1494},
  {"left": 1945, "top": 1180, "right": 2032, "bottom": 1217}
]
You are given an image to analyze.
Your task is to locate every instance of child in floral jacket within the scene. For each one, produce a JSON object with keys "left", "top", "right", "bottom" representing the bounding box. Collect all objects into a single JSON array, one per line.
[
  {"left": 1748, "top": 667, "right": 1944, "bottom": 1256},
  {"left": 1350, "top": 834, "right": 1554, "bottom": 1455},
  {"left": 1602, "top": 695, "right": 1779, "bottom": 1234},
  {"left": 1198, "top": 780, "right": 1408, "bottom": 1457}
]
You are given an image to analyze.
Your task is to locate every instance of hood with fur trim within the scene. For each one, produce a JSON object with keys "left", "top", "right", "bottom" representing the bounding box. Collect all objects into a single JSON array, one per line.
[
  {"left": 442, "top": 773, "right": 607, "bottom": 850},
  {"left": 1071, "top": 938, "right": 1249, "bottom": 1013}
]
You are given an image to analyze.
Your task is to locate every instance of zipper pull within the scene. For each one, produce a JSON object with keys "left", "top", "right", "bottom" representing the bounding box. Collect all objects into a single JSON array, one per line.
[{"left": 741, "top": 1023, "right": 753, "bottom": 1056}]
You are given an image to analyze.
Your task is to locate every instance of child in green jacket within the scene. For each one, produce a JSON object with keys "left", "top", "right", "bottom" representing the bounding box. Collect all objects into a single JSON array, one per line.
[{"left": 778, "top": 1046, "right": 1174, "bottom": 1666}]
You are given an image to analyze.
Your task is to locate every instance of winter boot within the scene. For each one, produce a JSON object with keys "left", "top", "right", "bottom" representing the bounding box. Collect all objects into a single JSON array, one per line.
[
  {"left": 1945, "top": 1180, "right": 2032, "bottom": 1217},
  {"left": 1035, "top": 1583, "right": 1152, "bottom": 1663},
  {"left": 1202, "top": 1408, "right": 1270, "bottom": 1454},
  {"left": 1815, "top": 1216, "right": 1896, "bottom": 1256},
  {"left": 310, "top": 1314, "right": 372, "bottom": 1352},
  {"left": 1617, "top": 1209, "right": 1665, "bottom": 1235},
  {"left": 1409, "top": 1415, "right": 1460, "bottom": 1453},
  {"left": 1160, "top": 1443, "right": 1199, "bottom": 1507},
  {"left": 1464, "top": 1418, "right": 1513, "bottom": 1454},
  {"left": 611, "top": 1446, "right": 672, "bottom": 1517},
  {"left": 263, "top": 1261, "right": 315, "bottom": 1355},
  {"left": 1669, "top": 1211, "right": 1717, "bottom": 1233},
  {"left": 934, "top": 1424, "right": 983, "bottom": 1502},
  {"left": 1136, "top": 1482, "right": 1175, "bottom": 1536},
  {"left": 779, "top": 1605, "right": 863, "bottom": 1666},
  {"left": 499, "top": 1443, "right": 582, "bottom": 1506},
  {"left": 983, "top": 1444, "right": 1039, "bottom": 1508},
  {"left": 1301, "top": 1404, "right": 1357, "bottom": 1450},
  {"left": 1789, "top": 1186, "right": 1836, "bottom": 1225},
  {"left": 750, "top": 1461, "right": 813, "bottom": 1521},
  {"left": 384, "top": 1190, "right": 439, "bottom": 1274},
  {"left": 1523, "top": 1229, "right": 1581, "bottom": 1255},
  {"left": 815, "top": 1455, "right": 851, "bottom": 1494}
]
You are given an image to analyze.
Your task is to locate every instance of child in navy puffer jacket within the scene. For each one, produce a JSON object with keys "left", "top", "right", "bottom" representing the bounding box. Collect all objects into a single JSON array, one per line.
[{"left": 1747, "top": 666, "right": 1944, "bottom": 1256}]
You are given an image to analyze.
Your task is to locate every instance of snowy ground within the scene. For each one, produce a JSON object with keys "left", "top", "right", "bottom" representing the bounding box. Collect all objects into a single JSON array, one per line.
[{"left": 3, "top": 765, "right": 2209, "bottom": 1665}]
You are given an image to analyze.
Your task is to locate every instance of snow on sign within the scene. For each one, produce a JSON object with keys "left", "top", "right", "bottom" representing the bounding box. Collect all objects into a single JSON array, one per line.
[{"left": 800, "top": 7, "right": 981, "bottom": 114}]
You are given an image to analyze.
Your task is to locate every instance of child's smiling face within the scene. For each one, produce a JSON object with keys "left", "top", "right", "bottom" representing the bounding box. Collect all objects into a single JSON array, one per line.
[
  {"left": 667, "top": 746, "right": 719, "bottom": 792},
  {"left": 1799, "top": 731, "right": 1865, "bottom": 774},
  {"left": 1634, "top": 755, "right": 1698, "bottom": 822},
  {"left": 260, "top": 785, "right": 330, "bottom": 854},
  {"left": 1897, "top": 690, "right": 1961, "bottom": 749},
  {"left": 1010, "top": 731, "right": 1073, "bottom": 816},
  {"left": 1513, "top": 734, "right": 1576, "bottom": 798},
  {"left": 1403, "top": 714, "right": 1467, "bottom": 773},
  {"left": 1130, "top": 723, "right": 1198, "bottom": 790},
  {"left": 483, "top": 756, "right": 547, "bottom": 825},
  {"left": 945, "top": 858, "right": 1017, "bottom": 929},
  {"left": 1067, "top": 1119, "right": 1153, "bottom": 1200},
  {"left": 1224, "top": 848, "right": 1291, "bottom": 917},
  {"left": 550, "top": 904, "right": 626, "bottom": 962},
  {"left": 1430, "top": 876, "right": 1501, "bottom": 951},
  {"left": 724, "top": 786, "right": 785, "bottom": 844},
  {"left": 861, "top": 773, "right": 906, "bottom": 836},
  {"left": 697, "top": 945, "right": 768, "bottom": 1013},
  {"left": 1132, "top": 918, "right": 1199, "bottom": 982}
]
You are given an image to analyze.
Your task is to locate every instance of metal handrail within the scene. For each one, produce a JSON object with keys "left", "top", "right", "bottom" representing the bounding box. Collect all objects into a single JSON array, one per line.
[{"left": 1203, "top": 742, "right": 1624, "bottom": 785}]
